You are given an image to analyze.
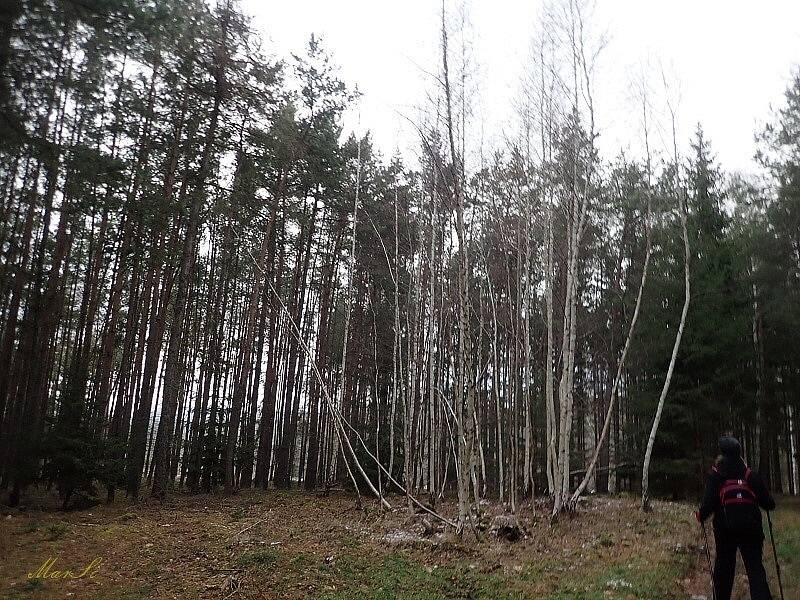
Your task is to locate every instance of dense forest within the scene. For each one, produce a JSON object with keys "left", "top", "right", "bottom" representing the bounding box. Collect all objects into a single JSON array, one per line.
[{"left": 0, "top": 0, "right": 798, "bottom": 532}]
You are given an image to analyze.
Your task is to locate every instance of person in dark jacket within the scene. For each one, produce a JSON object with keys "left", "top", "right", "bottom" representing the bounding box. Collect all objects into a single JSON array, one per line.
[{"left": 696, "top": 436, "right": 776, "bottom": 600}]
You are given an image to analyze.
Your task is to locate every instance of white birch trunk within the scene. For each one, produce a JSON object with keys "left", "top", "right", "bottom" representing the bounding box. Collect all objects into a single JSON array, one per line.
[
  {"left": 641, "top": 202, "right": 690, "bottom": 510},
  {"left": 389, "top": 187, "right": 400, "bottom": 482}
]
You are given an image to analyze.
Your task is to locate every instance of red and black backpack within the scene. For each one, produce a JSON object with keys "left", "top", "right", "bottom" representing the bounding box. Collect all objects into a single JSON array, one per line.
[
  {"left": 715, "top": 466, "right": 756, "bottom": 506},
  {"left": 712, "top": 465, "right": 761, "bottom": 532}
]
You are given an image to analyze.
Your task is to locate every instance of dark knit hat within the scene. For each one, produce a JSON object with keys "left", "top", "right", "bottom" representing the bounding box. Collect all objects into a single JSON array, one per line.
[{"left": 719, "top": 436, "right": 742, "bottom": 458}]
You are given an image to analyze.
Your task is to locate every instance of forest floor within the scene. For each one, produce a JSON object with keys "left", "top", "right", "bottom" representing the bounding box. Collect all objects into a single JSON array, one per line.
[{"left": 0, "top": 489, "right": 796, "bottom": 600}]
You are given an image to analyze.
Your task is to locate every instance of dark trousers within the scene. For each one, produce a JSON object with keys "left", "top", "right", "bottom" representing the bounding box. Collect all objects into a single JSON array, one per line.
[{"left": 714, "top": 534, "right": 773, "bottom": 600}]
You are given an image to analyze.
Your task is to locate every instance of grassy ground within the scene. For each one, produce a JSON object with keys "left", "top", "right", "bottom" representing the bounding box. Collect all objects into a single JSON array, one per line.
[
  {"left": 765, "top": 495, "right": 799, "bottom": 598},
  {"left": 0, "top": 490, "right": 796, "bottom": 599}
]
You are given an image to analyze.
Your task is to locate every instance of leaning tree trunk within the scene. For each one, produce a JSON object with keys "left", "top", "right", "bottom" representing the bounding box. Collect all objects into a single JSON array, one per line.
[
  {"left": 641, "top": 191, "right": 691, "bottom": 511},
  {"left": 570, "top": 217, "right": 651, "bottom": 506}
]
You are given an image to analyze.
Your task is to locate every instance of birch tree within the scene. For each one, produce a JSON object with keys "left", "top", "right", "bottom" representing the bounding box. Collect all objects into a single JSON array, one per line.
[{"left": 641, "top": 78, "right": 691, "bottom": 511}]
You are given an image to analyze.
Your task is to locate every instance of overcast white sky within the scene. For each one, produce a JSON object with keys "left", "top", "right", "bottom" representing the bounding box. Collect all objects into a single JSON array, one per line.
[{"left": 245, "top": 0, "right": 800, "bottom": 175}]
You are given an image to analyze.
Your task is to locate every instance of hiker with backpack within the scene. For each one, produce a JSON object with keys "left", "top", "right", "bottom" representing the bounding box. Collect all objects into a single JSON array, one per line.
[{"left": 695, "top": 436, "right": 777, "bottom": 600}]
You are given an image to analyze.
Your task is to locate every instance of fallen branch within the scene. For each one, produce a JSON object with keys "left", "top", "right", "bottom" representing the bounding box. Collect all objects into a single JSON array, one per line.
[{"left": 234, "top": 517, "right": 268, "bottom": 538}]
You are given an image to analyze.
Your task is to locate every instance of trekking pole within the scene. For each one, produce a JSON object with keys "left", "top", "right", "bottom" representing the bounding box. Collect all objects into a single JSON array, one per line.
[
  {"left": 699, "top": 519, "right": 717, "bottom": 600},
  {"left": 766, "top": 510, "right": 785, "bottom": 600}
]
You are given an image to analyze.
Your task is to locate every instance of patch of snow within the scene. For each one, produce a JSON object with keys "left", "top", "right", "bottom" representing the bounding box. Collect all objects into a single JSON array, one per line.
[{"left": 381, "top": 530, "right": 425, "bottom": 546}]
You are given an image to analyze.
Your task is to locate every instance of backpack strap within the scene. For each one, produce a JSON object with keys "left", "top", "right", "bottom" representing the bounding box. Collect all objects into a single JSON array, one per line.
[{"left": 744, "top": 467, "right": 752, "bottom": 481}]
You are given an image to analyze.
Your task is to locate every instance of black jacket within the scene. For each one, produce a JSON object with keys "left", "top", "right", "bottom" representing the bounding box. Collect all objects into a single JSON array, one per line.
[{"left": 698, "top": 458, "right": 775, "bottom": 539}]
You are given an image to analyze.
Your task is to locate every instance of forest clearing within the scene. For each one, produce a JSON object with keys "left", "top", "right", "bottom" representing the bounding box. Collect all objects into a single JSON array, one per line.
[{"left": 1, "top": 490, "right": 796, "bottom": 600}]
